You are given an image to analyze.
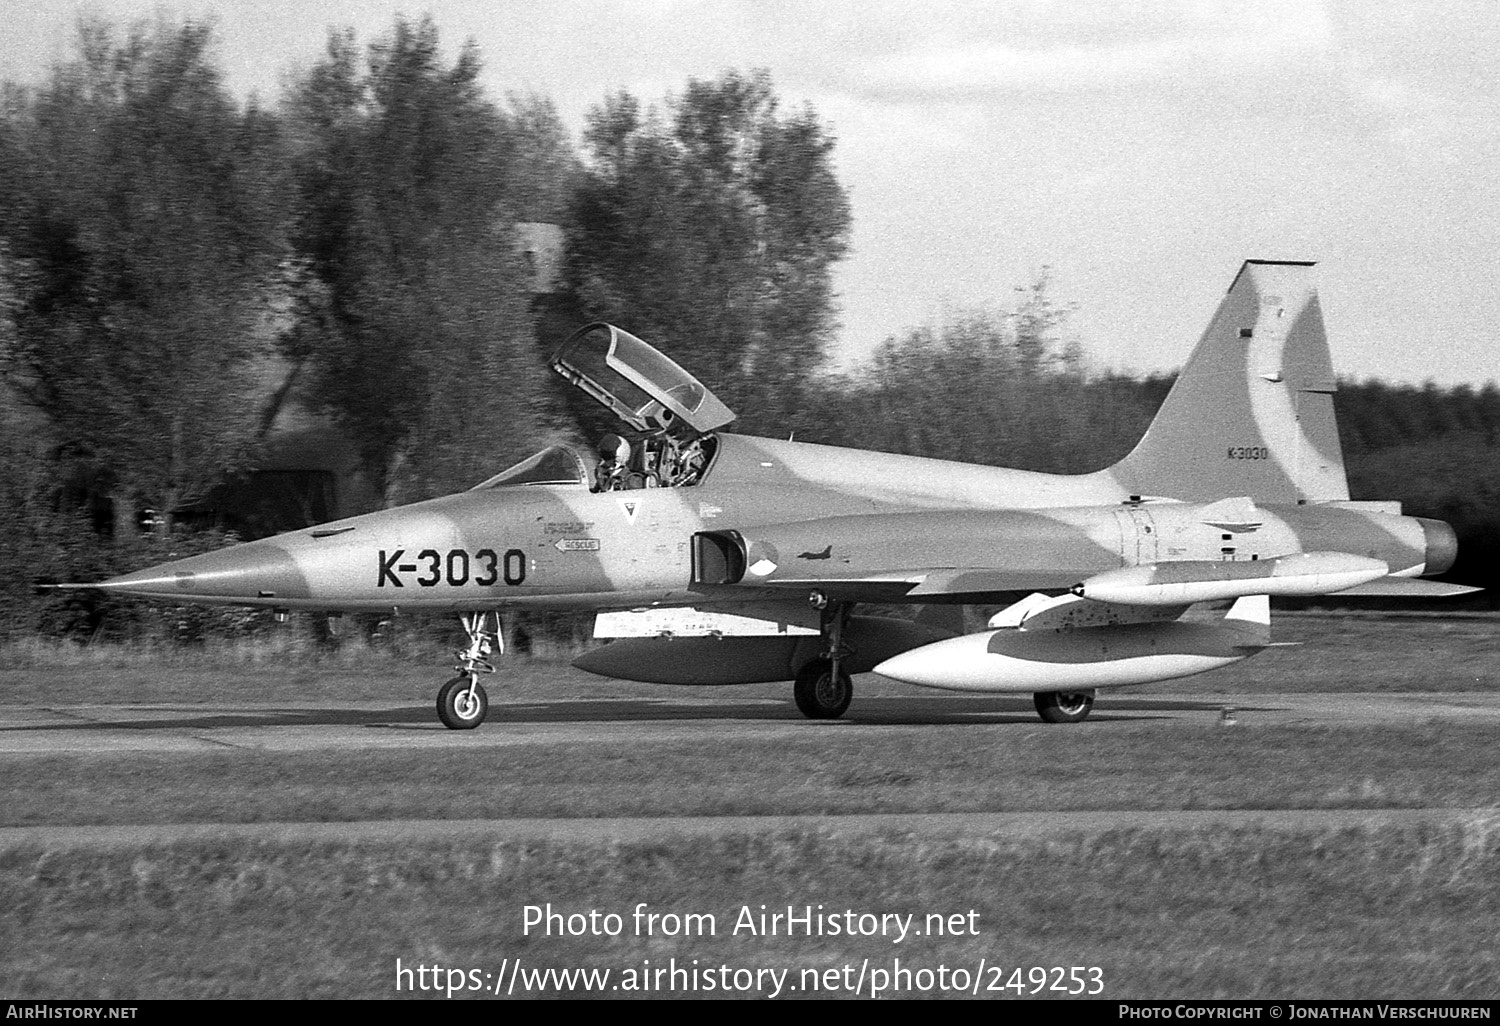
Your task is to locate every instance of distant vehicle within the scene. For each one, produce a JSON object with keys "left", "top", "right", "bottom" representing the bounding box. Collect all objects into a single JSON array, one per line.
[{"left": 79, "top": 261, "right": 1471, "bottom": 727}]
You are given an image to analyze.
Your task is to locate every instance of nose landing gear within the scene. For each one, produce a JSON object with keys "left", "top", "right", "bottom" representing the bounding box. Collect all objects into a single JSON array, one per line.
[{"left": 437, "top": 611, "right": 502, "bottom": 729}]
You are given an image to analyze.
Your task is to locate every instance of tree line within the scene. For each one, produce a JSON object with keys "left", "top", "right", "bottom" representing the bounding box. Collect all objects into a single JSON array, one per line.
[{"left": 0, "top": 14, "right": 1494, "bottom": 642}]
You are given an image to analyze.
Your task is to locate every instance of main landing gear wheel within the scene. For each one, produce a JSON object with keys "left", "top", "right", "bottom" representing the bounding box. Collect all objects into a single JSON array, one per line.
[
  {"left": 794, "top": 658, "right": 853, "bottom": 720},
  {"left": 437, "top": 675, "right": 489, "bottom": 730},
  {"left": 1033, "top": 690, "right": 1095, "bottom": 724}
]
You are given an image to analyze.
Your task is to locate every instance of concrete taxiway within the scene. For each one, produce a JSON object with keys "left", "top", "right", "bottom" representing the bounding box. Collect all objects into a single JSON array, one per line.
[{"left": 3, "top": 691, "right": 1499, "bottom": 755}]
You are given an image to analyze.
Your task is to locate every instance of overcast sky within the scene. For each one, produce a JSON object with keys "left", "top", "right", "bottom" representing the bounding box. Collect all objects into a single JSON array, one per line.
[{"left": 4, "top": 0, "right": 1497, "bottom": 386}]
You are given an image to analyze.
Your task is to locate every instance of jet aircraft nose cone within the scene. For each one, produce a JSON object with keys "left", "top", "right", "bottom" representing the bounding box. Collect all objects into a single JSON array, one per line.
[{"left": 98, "top": 541, "right": 311, "bottom": 602}]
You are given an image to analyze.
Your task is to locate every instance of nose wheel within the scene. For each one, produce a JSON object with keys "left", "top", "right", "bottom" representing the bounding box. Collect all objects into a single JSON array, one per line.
[
  {"left": 437, "top": 611, "right": 502, "bottom": 729},
  {"left": 437, "top": 675, "right": 490, "bottom": 729}
]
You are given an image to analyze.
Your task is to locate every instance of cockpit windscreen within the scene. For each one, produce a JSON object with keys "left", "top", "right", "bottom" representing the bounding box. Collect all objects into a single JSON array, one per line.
[{"left": 472, "top": 445, "right": 589, "bottom": 489}]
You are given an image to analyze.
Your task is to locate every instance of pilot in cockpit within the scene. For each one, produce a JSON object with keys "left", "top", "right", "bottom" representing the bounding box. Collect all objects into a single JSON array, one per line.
[{"left": 594, "top": 433, "right": 631, "bottom": 492}]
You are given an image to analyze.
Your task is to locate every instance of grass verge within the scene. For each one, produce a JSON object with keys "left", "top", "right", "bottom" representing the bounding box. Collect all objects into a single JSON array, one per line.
[
  {"left": 3, "top": 821, "right": 1498, "bottom": 999},
  {"left": 4, "top": 722, "right": 1499, "bottom": 826}
]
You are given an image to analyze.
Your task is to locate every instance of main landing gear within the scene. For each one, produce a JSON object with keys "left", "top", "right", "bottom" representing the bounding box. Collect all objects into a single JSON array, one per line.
[
  {"left": 795, "top": 593, "right": 853, "bottom": 720},
  {"left": 1033, "top": 690, "right": 1095, "bottom": 723},
  {"left": 437, "top": 611, "right": 502, "bottom": 729}
]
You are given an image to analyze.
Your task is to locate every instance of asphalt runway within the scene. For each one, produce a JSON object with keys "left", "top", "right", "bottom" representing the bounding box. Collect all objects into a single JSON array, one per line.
[
  {"left": 3, "top": 690, "right": 1499, "bottom": 755},
  {"left": 5, "top": 691, "right": 1498, "bottom": 849}
]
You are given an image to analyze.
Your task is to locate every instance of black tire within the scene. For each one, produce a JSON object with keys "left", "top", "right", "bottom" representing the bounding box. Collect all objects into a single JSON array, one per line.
[
  {"left": 1033, "top": 690, "right": 1095, "bottom": 724},
  {"left": 437, "top": 675, "right": 489, "bottom": 730},
  {"left": 793, "top": 658, "right": 853, "bottom": 720}
]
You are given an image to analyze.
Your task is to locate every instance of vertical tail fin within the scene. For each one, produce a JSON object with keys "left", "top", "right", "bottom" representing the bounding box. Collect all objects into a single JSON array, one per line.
[{"left": 1112, "top": 261, "right": 1349, "bottom": 503}]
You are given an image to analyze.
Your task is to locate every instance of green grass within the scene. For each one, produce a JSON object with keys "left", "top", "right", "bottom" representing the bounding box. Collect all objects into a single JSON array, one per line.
[
  {"left": 3, "top": 722, "right": 1498, "bottom": 827},
  {"left": 3, "top": 822, "right": 1498, "bottom": 998}
]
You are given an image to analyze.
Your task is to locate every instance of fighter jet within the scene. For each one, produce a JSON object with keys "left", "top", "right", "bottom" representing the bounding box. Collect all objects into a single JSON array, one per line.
[{"left": 77, "top": 261, "right": 1471, "bottom": 728}]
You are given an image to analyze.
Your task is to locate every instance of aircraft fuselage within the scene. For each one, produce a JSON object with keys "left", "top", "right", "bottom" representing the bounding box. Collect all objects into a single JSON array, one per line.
[{"left": 95, "top": 433, "right": 1451, "bottom": 613}]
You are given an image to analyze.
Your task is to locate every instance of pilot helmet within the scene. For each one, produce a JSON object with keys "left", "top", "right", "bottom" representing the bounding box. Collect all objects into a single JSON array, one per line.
[{"left": 599, "top": 433, "right": 631, "bottom": 464}]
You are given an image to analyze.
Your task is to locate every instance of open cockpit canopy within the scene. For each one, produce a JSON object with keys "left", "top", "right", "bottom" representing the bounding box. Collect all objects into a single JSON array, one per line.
[
  {"left": 550, "top": 323, "right": 736, "bottom": 438},
  {"left": 475, "top": 325, "right": 731, "bottom": 493}
]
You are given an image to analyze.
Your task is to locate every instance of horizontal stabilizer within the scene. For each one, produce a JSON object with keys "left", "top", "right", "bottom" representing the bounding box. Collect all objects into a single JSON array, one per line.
[{"left": 1328, "top": 577, "right": 1483, "bottom": 598}]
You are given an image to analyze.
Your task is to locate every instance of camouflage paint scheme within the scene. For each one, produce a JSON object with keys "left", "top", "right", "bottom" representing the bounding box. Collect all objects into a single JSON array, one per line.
[
  {"left": 99, "top": 261, "right": 1452, "bottom": 610},
  {"left": 87, "top": 261, "right": 1465, "bottom": 723}
]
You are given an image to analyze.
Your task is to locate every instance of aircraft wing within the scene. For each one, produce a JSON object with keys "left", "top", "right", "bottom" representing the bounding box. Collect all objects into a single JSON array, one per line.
[{"left": 722, "top": 566, "right": 1073, "bottom": 603}]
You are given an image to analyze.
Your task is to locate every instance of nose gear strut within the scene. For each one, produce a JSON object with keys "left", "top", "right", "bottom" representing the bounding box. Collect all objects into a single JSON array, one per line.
[{"left": 436, "top": 610, "right": 503, "bottom": 729}]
